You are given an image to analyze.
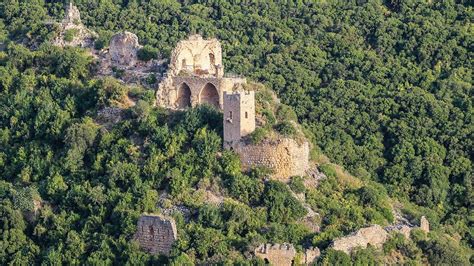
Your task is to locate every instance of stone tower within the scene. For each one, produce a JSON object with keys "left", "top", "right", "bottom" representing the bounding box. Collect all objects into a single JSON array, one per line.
[{"left": 223, "top": 90, "right": 255, "bottom": 148}]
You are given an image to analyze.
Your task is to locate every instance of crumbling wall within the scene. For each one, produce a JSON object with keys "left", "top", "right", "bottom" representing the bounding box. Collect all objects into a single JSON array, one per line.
[
  {"left": 304, "top": 247, "right": 321, "bottom": 265},
  {"left": 255, "top": 243, "right": 296, "bottom": 266},
  {"left": 168, "top": 34, "right": 223, "bottom": 77},
  {"left": 155, "top": 34, "right": 246, "bottom": 110},
  {"left": 254, "top": 243, "right": 320, "bottom": 266},
  {"left": 230, "top": 138, "right": 310, "bottom": 181},
  {"left": 156, "top": 75, "right": 246, "bottom": 109},
  {"left": 134, "top": 214, "right": 177, "bottom": 256},
  {"left": 331, "top": 225, "right": 388, "bottom": 254},
  {"left": 53, "top": 3, "right": 97, "bottom": 48},
  {"left": 420, "top": 216, "right": 429, "bottom": 233},
  {"left": 109, "top": 31, "right": 142, "bottom": 66}
]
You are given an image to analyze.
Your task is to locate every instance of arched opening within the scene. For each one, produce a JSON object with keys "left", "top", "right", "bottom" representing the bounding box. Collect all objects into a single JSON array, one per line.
[
  {"left": 264, "top": 258, "right": 270, "bottom": 264},
  {"left": 176, "top": 83, "right": 191, "bottom": 109},
  {"left": 199, "top": 83, "right": 219, "bottom": 108}
]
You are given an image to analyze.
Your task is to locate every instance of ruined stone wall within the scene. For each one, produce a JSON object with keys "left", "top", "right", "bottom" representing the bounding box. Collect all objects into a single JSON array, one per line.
[
  {"left": 420, "top": 216, "right": 429, "bottom": 233},
  {"left": 109, "top": 31, "right": 142, "bottom": 66},
  {"left": 169, "top": 34, "right": 223, "bottom": 77},
  {"left": 52, "top": 3, "right": 97, "bottom": 48},
  {"left": 156, "top": 75, "right": 246, "bottom": 109},
  {"left": 331, "top": 225, "right": 388, "bottom": 254},
  {"left": 223, "top": 91, "right": 256, "bottom": 144},
  {"left": 155, "top": 34, "right": 247, "bottom": 110},
  {"left": 65, "top": 3, "right": 81, "bottom": 24},
  {"left": 230, "top": 138, "right": 310, "bottom": 181},
  {"left": 255, "top": 243, "right": 296, "bottom": 266},
  {"left": 134, "top": 214, "right": 177, "bottom": 256},
  {"left": 254, "top": 243, "right": 320, "bottom": 266}
]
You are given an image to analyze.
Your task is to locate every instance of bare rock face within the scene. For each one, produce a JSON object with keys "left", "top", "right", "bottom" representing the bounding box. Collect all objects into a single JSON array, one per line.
[
  {"left": 109, "top": 32, "right": 142, "bottom": 66},
  {"left": 420, "top": 216, "right": 429, "bottom": 233},
  {"left": 134, "top": 214, "right": 177, "bottom": 256},
  {"left": 331, "top": 225, "right": 388, "bottom": 254}
]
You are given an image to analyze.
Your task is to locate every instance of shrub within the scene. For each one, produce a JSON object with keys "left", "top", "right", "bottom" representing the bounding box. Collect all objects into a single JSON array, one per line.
[
  {"left": 145, "top": 73, "right": 157, "bottom": 85},
  {"left": 275, "top": 121, "right": 297, "bottom": 137},
  {"left": 249, "top": 127, "right": 268, "bottom": 144},
  {"left": 319, "top": 164, "right": 337, "bottom": 178},
  {"left": 63, "top": 29, "right": 78, "bottom": 42},
  {"left": 112, "top": 66, "right": 125, "bottom": 78},
  {"left": 261, "top": 109, "right": 276, "bottom": 126},
  {"left": 137, "top": 45, "right": 159, "bottom": 61},
  {"left": 423, "top": 236, "right": 470, "bottom": 265},
  {"left": 263, "top": 181, "right": 307, "bottom": 223},
  {"left": 289, "top": 176, "right": 306, "bottom": 194},
  {"left": 320, "top": 249, "right": 351, "bottom": 266},
  {"left": 352, "top": 246, "right": 377, "bottom": 266},
  {"left": 276, "top": 104, "right": 298, "bottom": 122},
  {"left": 358, "top": 186, "right": 381, "bottom": 207}
]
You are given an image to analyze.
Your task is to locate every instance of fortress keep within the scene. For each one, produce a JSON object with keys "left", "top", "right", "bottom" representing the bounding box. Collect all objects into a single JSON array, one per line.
[{"left": 156, "top": 35, "right": 246, "bottom": 109}]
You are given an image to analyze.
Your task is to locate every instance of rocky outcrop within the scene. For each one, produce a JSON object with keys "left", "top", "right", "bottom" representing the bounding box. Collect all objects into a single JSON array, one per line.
[
  {"left": 134, "top": 214, "right": 177, "bottom": 256},
  {"left": 331, "top": 225, "right": 388, "bottom": 254},
  {"left": 109, "top": 32, "right": 142, "bottom": 66}
]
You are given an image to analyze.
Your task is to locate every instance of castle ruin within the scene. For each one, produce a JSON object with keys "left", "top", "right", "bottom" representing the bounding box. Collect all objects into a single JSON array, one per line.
[
  {"left": 254, "top": 243, "right": 320, "bottom": 266},
  {"left": 134, "top": 214, "right": 177, "bottom": 256},
  {"left": 331, "top": 225, "right": 388, "bottom": 254},
  {"left": 156, "top": 34, "right": 310, "bottom": 181},
  {"left": 52, "top": 3, "right": 97, "bottom": 48},
  {"left": 109, "top": 31, "right": 142, "bottom": 67},
  {"left": 156, "top": 35, "right": 246, "bottom": 109}
]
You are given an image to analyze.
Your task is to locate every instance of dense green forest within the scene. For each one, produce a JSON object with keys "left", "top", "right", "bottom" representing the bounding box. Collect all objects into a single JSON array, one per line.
[{"left": 0, "top": 0, "right": 472, "bottom": 264}]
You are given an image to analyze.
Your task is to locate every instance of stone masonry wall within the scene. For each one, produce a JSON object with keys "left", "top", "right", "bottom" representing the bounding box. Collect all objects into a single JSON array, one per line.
[
  {"left": 231, "top": 138, "right": 310, "bottom": 181},
  {"left": 254, "top": 243, "right": 320, "bottom": 266},
  {"left": 157, "top": 75, "right": 246, "bottom": 109},
  {"left": 331, "top": 225, "right": 388, "bottom": 254},
  {"left": 168, "top": 34, "right": 223, "bottom": 77},
  {"left": 155, "top": 34, "right": 247, "bottom": 110},
  {"left": 255, "top": 243, "right": 296, "bottom": 266},
  {"left": 134, "top": 214, "right": 177, "bottom": 256}
]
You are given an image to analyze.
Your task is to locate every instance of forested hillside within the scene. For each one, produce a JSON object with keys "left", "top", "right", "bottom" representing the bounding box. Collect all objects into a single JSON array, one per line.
[{"left": 0, "top": 0, "right": 472, "bottom": 265}]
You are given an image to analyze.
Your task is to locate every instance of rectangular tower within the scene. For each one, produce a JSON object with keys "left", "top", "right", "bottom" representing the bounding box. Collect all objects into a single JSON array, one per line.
[{"left": 223, "top": 90, "right": 256, "bottom": 148}]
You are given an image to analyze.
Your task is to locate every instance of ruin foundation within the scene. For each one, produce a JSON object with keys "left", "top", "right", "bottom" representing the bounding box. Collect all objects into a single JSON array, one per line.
[
  {"left": 229, "top": 138, "right": 310, "bottom": 181},
  {"left": 134, "top": 214, "right": 177, "bottom": 256}
]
